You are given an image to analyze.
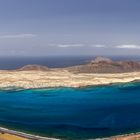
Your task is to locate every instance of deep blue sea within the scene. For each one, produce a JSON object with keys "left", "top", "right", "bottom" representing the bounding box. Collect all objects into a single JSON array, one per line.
[{"left": 0, "top": 82, "right": 140, "bottom": 139}]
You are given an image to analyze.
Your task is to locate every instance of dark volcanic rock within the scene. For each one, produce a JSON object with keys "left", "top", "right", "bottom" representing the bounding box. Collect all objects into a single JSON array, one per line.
[
  {"left": 67, "top": 57, "right": 140, "bottom": 73},
  {"left": 18, "top": 65, "right": 49, "bottom": 71}
]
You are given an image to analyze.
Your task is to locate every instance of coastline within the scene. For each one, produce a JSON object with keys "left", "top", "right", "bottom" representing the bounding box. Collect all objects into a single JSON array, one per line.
[
  {"left": 1, "top": 125, "right": 140, "bottom": 140},
  {"left": 0, "top": 126, "right": 59, "bottom": 140},
  {"left": 104, "top": 132, "right": 140, "bottom": 140}
]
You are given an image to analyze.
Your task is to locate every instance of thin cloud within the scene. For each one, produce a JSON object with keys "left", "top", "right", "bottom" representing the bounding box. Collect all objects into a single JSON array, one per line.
[
  {"left": 92, "top": 44, "right": 106, "bottom": 48},
  {"left": 58, "top": 44, "right": 84, "bottom": 48},
  {"left": 0, "top": 34, "right": 37, "bottom": 39},
  {"left": 49, "top": 43, "right": 84, "bottom": 48},
  {"left": 115, "top": 45, "right": 140, "bottom": 49}
]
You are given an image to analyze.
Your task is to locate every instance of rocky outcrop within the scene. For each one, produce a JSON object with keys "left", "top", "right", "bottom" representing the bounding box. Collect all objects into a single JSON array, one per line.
[{"left": 90, "top": 56, "right": 113, "bottom": 63}]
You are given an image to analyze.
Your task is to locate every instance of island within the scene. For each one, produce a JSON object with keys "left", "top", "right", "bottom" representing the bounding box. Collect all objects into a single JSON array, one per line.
[{"left": 0, "top": 57, "right": 139, "bottom": 90}]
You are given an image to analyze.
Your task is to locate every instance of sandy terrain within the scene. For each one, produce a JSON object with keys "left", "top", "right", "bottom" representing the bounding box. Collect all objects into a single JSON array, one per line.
[
  {"left": 0, "top": 133, "right": 28, "bottom": 140},
  {"left": 0, "top": 70, "right": 139, "bottom": 89},
  {"left": 111, "top": 133, "right": 140, "bottom": 140}
]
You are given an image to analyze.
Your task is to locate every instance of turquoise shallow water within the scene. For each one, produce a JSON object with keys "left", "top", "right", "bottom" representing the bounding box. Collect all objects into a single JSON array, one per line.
[{"left": 0, "top": 82, "right": 140, "bottom": 139}]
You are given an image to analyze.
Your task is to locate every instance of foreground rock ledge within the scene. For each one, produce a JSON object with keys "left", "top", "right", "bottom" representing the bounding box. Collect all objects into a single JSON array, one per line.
[{"left": 0, "top": 69, "right": 140, "bottom": 89}]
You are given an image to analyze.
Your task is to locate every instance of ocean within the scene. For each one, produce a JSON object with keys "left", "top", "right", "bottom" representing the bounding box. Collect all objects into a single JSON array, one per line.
[{"left": 0, "top": 82, "right": 140, "bottom": 139}]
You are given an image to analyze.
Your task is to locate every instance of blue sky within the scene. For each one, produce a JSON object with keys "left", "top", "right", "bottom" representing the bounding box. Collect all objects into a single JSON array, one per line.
[{"left": 0, "top": 0, "right": 140, "bottom": 56}]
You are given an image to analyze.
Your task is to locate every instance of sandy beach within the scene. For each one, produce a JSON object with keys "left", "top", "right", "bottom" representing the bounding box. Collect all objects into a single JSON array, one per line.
[
  {"left": 0, "top": 132, "right": 28, "bottom": 140},
  {"left": 0, "top": 70, "right": 139, "bottom": 89}
]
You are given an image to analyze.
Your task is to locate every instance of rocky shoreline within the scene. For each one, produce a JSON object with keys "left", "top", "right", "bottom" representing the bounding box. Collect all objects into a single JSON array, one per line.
[{"left": 0, "top": 127, "right": 59, "bottom": 140}]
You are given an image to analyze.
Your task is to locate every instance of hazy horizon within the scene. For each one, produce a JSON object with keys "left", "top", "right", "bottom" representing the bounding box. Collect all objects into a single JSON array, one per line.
[{"left": 0, "top": 0, "right": 140, "bottom": 56}]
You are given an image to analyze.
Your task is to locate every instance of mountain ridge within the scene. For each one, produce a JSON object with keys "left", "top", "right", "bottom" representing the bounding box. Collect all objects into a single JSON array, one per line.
[{"left": 17, "top": 57, "right": 140, "bottom": 73}]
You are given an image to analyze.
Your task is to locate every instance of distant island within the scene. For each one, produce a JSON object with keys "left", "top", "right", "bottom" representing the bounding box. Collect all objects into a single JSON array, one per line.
[{"left": 0, "top": 56, "right": 140, "bottom": 89}]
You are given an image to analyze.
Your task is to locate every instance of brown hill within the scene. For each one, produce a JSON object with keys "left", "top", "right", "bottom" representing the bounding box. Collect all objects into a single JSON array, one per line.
[
  {"left": 67, "top": 57, "right": 140, "bottom": 73},
  {"left": 18, "top": 65, "right": 49, "bottom": 71}
]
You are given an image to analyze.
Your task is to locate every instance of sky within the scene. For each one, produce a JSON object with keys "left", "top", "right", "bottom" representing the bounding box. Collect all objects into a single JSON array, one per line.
[{"left": 0, "top": 0, "right": 140, "bottom": 56}]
